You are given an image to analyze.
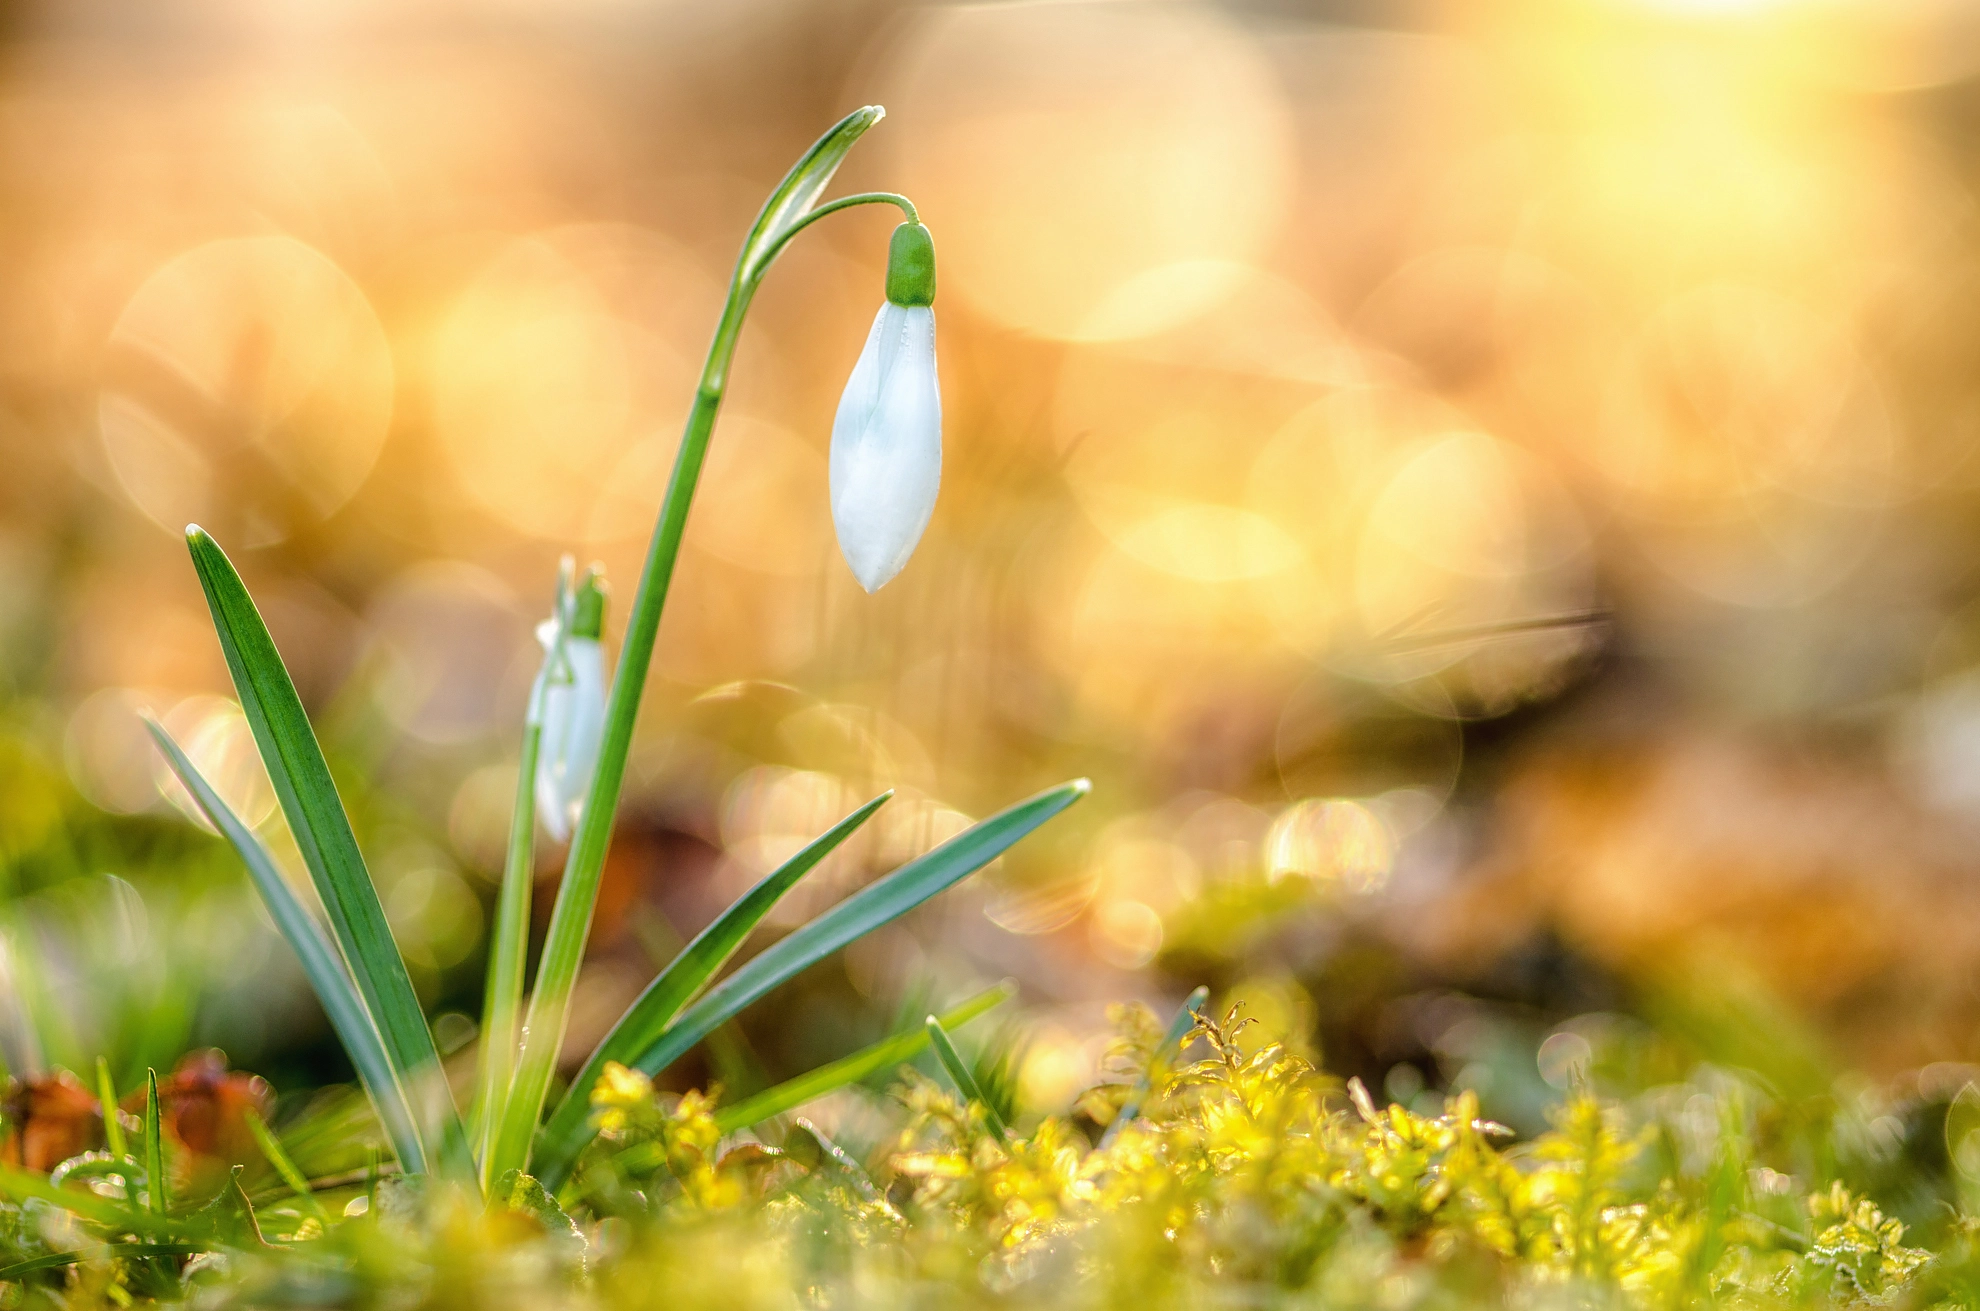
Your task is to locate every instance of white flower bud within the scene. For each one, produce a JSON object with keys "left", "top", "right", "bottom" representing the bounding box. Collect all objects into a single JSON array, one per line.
[
  {"left": 831, "top": 301, "right": 941, "bottom": 592},
  {"left": 533, "top": 570, "right": 608, "bottom": 843}
]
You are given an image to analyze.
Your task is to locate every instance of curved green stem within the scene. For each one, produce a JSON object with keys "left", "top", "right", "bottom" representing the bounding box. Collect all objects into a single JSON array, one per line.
[
  {"left": 485, "top": 106, "right": 896, "bottom": 1184},
  {"left": 755, "top": 191, "right": 918, "bottom": 267}
]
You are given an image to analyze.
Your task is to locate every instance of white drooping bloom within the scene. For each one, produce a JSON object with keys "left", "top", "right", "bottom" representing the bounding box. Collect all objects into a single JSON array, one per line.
[
  {"left": 830, "top": 301, "right": 941, "bottom": 592},
  {"left": 533, "top": 620, "right": 606, "bottom": 843}
]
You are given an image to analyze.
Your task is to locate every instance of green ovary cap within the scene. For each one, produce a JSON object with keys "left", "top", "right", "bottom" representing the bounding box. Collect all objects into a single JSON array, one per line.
[
  {"left": 571, "top": 570, "right": 609, "bottom": 639},
  {"left": 885, "top": 222, "right": 936, "bottom": 307}
]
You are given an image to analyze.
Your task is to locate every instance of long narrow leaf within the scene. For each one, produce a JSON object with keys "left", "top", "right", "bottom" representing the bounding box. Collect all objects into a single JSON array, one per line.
[
  {"left": 144, "top": 1071, "right": 165, "bottom": 1217},
  {"left": 244, "top": 1110, "right": 326, "bottom": 1222},
  {"left": 490, "top": 790, "right": 890, "bottom": 1181},
  {"left": 531, "top": 793, "right": 885, "bottom": 1160},
  {"left": 713, "top": 982, "right": 1014, "bottom": 1133},
  {"left": 736, "top": 105, "right": 885, "bottom": 286},
  {"left": 472, "top": 720, "right": 542, "bottom": 1183},
  {"left": 145, "top": 720, "right": 427, "bottom": 1175},
  {"left": 534, "top": 779, "right": 1088, "bottom": 1185},
  {"left": 0, "top": 1165, "right": 172, "bottom": 1235},
  {"left": 94, "top": 1057, "right": 125, "bottom": 1162},
  {"left": 0, "top": 1244, "right": 205, "bottom": 1281},
  {"left": 183, "top": 527, "right": 472, "bottom": 1184},
  {"left": 926, "top": 1015, "right": 1007, "bottom": 1139}
]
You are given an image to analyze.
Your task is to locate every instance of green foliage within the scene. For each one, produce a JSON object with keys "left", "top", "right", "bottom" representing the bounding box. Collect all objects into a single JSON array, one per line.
[
  {"left": 183, "top": 529, "right": 468, "bottom": 1182},
  {"left": 3, "top": 1000, "right": 1976, "bottom": 1308},
  {"left": 520, "top": 791, "right": 893, "bottom": 1185},
  {"left": 532, "top": 779, "right": 1090, "bottom": 1187},
  {"left": 713, "top": 982, "right": 1015, "bottom": 1134},
  {"left": 145, "top": 719, "right": 426, "bottom": 1175}
]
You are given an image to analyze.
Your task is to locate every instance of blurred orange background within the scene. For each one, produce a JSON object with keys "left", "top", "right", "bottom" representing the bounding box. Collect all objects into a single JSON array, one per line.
[{"left": 11, "top": 0, "right": 1980, "bottom": 1119}]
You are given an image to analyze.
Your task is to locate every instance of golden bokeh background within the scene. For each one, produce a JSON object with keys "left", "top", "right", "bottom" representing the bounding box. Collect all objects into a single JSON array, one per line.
[{"left": 8, "top": 0, "right": 1980, "bottom": 1117}]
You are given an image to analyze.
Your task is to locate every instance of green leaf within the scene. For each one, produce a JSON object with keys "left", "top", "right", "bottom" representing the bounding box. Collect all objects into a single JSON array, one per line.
[
  {"left": 183, "top": 526, "right": 472, "bottom": 1184},
  {"left": 490, "top": 1169, "right": 586, "bottom": 1265},
  {"left": 736, "top": 106, "right": 886, "bottom": 287},
  {"left": 1098, "top": 985, "right": 1208, "bottom": 1148},
  {"left": 0, "top": 1244, "right": 205, "bottom": 1282},
  {"left": 533, "top": 780, "right": 1087, "bottom": 1186},
  {"left": 473, "top": 720, "right": 543, "bottom": 1182},
  {"left": 0, "top": 1165, "right": 174, "bottom": 1235},
  {"left": 243, "top": 1109, "right": 326, "bottom": 1222},
  {"left": 714, "top": 982, "right": 1014, "bottom": 1134},
  {"left": 515, "top": 792, "right": 890, "bottom": 1181},
  {"left": 186, "top": 1166, "right": 269, "bottom": 1249},
  {"left": 94, "top": 1057, "right": 126, "bottom": 1163},
  {"left": 509, "top": 793, "right": 887, "bottom": 1183},
  {"left": 926, "top": 1015, "right": 1007, "bottom": 1140},
  {"left": 144, "top": 1070, "right": 166, "bottom": 1217},
  {"left": 145, "top": 718, "right": 427, "bottom": 1176}
]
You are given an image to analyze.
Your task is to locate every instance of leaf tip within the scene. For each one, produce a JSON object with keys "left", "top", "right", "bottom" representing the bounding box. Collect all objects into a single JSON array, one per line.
[{"left": 1069, "top": 777, "right": 1093, "bottom": 797}]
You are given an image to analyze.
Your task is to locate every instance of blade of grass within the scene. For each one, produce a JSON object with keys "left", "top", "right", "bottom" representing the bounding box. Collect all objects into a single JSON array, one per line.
[
  {"left": 496, "top": 108, "right": 889, "bottom": 1189},
  {"left": 0, "top": 1244, "right": 206, "bottom": 1281},
  {"left": 95, "top": 1057, "right": 134, "bottom": 1207},
  {"left": 926, "top": 1015, "right": 1007, "bottom": 1140},
  {"left": 474, "top": 558, "right": 585, "bottom": 1176},
  {"left": 0, "top": 1165, "right": 173, "bottom": 1235},
  {"left": 630, "top": 909, "right": 771, "bottom": 1100},
  {"left": 534, "top": 779, "right": 1088, "bottom": 1186},
  {"left": 144, "top": 1070, "right": 166, "bottom": 1217},
  {"left": 713, "top": 982, "right": 1014, "bottom": 1133},
  {"left": 95, "top": 1057, "right": 126, "bottom": 1162},
  {"left": 145, "top": 719, "right": 427, "bottom": 1175},
  {"left": 472, "top": 719, "right": 541, "bottom": 1183},
  {"left": 489, "top": 790, "right": 891, "bottom": 1182},
  {"left": 243, "top": 1110, "right": 326, "bottom": 1222},
  {"left": 183, "top": 527, "right": 471, "bottom": 1185},
  {"left": 1098, "top": 985, "right": 1208, "bottom": 1148}
]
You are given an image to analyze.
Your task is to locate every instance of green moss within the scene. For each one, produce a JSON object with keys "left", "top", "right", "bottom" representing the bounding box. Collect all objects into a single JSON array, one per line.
[{"left": 3, "top": 1003, "right": 1975, "bottom": 1308}]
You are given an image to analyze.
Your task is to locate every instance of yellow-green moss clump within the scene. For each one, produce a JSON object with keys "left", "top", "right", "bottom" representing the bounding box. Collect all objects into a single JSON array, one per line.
[{"left": 6, "top": 1005, "right": 1978, "bottom": 1309}]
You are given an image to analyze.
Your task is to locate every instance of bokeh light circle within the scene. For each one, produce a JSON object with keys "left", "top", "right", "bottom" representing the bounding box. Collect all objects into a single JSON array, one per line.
[
  {"left": 881, "top": 1, "right": 1294, "bottom": 340},
  {"left": 429, "top": 225, "right": 714, "bottom": 542},
  {"left": 99, "top": 235, "right": 393, "bottom": 545}
]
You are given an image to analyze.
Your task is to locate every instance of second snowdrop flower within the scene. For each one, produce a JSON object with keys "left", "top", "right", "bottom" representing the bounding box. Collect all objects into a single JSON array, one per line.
[
  {"left": 831, "top": 221, "right": 940, "bottom": 593},
  {"left": 534, "top": 566, "right": 609, "bottom": 843}
]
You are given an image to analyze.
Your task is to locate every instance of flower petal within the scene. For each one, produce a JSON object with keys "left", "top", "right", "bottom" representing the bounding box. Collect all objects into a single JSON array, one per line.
[
  {"left": 535, "top": 637, "right": 606, "bottom": 841},
  {"left": 831, "top": 304, "right": 941, "bottom": 592}
]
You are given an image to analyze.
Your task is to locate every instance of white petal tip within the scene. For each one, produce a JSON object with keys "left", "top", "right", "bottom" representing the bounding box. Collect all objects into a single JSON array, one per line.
[
  {"left": 841, "top": 541, "right": 910, "bottom": 593},
  {"left": 851, "top": 566, "right": 893, "bottom": 594}
]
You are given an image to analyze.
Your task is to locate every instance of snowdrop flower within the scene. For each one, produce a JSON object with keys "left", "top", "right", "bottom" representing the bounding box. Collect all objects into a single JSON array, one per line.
[
  {"left": 534, "top": 568, "right": 608, "bottom": 843},
  {"left": 831, "top": 221, "right": 940, "bottom": 592}
]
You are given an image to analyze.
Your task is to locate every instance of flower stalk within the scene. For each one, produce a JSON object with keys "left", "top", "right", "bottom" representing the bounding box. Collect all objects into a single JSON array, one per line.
[
  {"left": 486, "top": 106, "right": 924, "bottom": 1182},
  {"left": 473, "top": 558, "right": 605, "bottom": 1186}
]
